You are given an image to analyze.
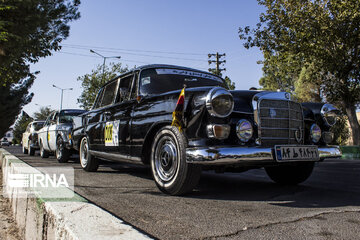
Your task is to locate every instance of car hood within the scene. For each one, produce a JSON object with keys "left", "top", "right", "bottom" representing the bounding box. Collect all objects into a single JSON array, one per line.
[{"left": 230, "top": 90, "right": 260, "bottom": 114}]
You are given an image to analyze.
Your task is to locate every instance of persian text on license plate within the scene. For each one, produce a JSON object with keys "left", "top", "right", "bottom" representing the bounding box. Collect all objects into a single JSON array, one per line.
[{"left": 275, "top": 146, "right": 319, "bottom": 162}]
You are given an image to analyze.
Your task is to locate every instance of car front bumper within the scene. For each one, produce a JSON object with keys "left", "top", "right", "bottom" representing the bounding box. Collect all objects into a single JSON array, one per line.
[{"left": 186, "top": 146, "right": 342, "bottom": 165}]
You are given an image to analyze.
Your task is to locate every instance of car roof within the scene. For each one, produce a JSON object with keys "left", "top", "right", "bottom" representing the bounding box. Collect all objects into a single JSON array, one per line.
[{"left": 104, "top": 64, "right": 222, "bottom": 87}]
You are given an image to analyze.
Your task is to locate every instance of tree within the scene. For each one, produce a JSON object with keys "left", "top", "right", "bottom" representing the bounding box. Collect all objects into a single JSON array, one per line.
[
  {"left": 33, "top": 106, "right": 53, "bottom": 120},
  {"left": 12, "top": 112, "right": 33, "bottom": 144},
  {"left": 77, "top": 62, "right": 128, "bottom": 110},
  {"left": 0, "top": 0, "right": 80, "bottom": 137},
  {"left": 0, "top": 76, "right": 34, "bottom": 138},
  {"left": 239, "top": 0, "right": 360, "bottom": 145},
  {"left": 0, "top": 0, "right": 80, "bottom": 85}
]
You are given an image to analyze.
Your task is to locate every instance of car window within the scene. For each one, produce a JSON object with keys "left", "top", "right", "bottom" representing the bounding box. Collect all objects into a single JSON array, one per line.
[
  {"left": 93, "top": 88, "right": 104, "bottom": 109},
  {"left": 116, "top": 75, "right": 133, "bottom": 103},
  {"left": 33, "top": 122, "right": 44, "bottom": 131},
  {"left": 51, "top": 112, "right": 58, "bottom": 124},
  {"left": 100, "top": 80, "right": 118, "bottom": 107},
  {"left": 139, "top": 68, "right": 226, "bottom": 95},
  {"left": 130, "top": 72, "right": 139, "bottom": 100}
]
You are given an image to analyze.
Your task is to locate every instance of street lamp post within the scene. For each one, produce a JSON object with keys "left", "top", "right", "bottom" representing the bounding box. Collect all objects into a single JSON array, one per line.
[
  {"left": 52, "top": 85, "right": 73, "bottom": 111},
  {"left": 90, "top": 49, "right": 121, "bottom": 82}
]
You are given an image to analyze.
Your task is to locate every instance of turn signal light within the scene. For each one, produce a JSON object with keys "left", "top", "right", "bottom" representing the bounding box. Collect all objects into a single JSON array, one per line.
[{"left": 207, "top": 124, "right": 230, "bottom": 139}]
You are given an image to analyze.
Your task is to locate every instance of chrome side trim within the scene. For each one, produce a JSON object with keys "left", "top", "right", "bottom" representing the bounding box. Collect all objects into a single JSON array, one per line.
[
  {"left": 89, "top": 150, "right": 142, "bottom": 164},
  {"left": 186, "top": 146, "right": 342, "bottom": 165}
]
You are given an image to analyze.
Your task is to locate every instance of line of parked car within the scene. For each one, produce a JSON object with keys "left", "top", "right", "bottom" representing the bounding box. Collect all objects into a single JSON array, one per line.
[{"left": 20, "top": 64, "right": 342, "bottom": 195}]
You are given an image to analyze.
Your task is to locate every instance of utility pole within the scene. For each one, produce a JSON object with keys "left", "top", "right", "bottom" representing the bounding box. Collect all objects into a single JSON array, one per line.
[{"left": 208, "top": 52, "right": 226, "bottom": 76}]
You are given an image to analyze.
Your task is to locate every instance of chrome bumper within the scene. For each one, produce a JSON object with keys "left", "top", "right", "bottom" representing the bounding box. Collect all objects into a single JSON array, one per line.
[{"left": 186, "top": 146, "right": 342, "bottom": 165}]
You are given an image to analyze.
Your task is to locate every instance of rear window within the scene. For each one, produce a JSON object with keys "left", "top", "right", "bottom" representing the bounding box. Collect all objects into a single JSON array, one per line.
[{"left": 139, "top": 68, "right": 226, "bottom": 95}]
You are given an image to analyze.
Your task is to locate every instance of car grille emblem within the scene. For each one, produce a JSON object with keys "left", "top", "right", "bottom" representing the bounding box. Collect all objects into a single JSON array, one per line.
[
  {"left": 269, "top": 108, "right": 277, "bottom": 118},
  {"left": 295, "top": 127, "right": 303, "bottom": 143}
]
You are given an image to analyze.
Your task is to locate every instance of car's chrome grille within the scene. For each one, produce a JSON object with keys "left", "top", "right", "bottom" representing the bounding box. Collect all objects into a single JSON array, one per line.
[{"left": 258, "top": 99, "right": 304, "bottom": 147}]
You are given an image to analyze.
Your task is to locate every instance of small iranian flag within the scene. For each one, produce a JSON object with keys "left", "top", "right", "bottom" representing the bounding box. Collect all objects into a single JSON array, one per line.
[{"left": 171, "top": 86, "right": 185, "bottom": 131}]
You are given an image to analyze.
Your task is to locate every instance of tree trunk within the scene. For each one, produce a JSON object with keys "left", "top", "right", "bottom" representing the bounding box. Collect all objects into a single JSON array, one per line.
[{"left": 345, "top": 105, "right": 360, "bottom": 145}]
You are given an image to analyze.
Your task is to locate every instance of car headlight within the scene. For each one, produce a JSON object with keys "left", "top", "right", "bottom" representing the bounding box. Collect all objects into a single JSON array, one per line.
[
  {"left": 321, "top": 103, "right": 339, "bottom": 127},
  {"left": 206, "top": 87, "right": 234, "bottom": 118},
  {"left": 310, "top": 124, "right": 321, "bottom": 143},
  {"left": 236, "top": 119, "right": 253, "bottom": 142}
]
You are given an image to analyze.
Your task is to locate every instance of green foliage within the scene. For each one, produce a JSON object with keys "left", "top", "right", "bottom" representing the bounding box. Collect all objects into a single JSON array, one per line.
[
  {"left": 331, "top": 115, "right": 350, "bottom": 146},
  {"left": 239, "top": 0, "right": 360, "bottom": 144},
  {"left": 12, "top": 113, "right": 33, "bottom": 144},
  {"left": 294, "top": 64, "right": 322, "bottom": 103},
  {"left": 0, "top": 76, "right": 34, "bottom": 138},
  {"left": 77, "top": 62, "right": 128, "bottom": 110},
  {"left": 33, "top": 106, "right": 53, "bottom": 120},
  {"left": 0, "top": 0, "right": 80, "bottom": 137},
  {"left": 0, "top": 0, "right": 80, "bottom": 86},
  {"left": 224, "top": 76, "right": 236, "bottom": 90}
]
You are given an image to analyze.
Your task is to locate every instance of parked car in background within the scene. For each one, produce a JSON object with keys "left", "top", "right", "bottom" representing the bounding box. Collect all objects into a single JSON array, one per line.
[
  {"left": 72, "top": 64, "right": 342, "bottom": 195},
  {"left": 22, "top": 120, "right": 45, "bottom": 155},
  {"left": 1, "top": 138, "right": 10, "bottom": 146},
  {"left": 37, "top": 109, "right": 86, "bottom": 162}
]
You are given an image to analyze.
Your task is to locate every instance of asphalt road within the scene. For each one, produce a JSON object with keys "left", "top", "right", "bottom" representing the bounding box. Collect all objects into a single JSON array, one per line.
[{"left": 4, "top": 146, "right": 360, "bottom": 240}]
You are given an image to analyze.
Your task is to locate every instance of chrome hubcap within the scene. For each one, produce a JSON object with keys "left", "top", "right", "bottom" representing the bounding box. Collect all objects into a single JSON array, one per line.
[
  {"left": 80, "top": 139, "right": 88, "bottom": 167},
  {"left": 155, "top": 136, "right": 178, "bottom": 182}
]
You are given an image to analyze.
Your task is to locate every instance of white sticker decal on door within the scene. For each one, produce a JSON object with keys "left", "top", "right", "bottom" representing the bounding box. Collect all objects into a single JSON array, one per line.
[{"left": 104, "top": 121, "right": 119, "bottom": 146}]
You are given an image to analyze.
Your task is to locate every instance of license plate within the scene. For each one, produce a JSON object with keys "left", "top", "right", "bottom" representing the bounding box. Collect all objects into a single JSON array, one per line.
[{"left": 275, "top": 145, "right": 319, "bottom": 162}]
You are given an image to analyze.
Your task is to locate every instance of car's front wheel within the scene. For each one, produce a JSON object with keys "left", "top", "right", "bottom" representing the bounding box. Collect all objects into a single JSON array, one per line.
[
  {"left": 56, "top": 136, "right": 70, "bottom": 163},
  {"left": 79, "top": 137, "right": 98, "bottom": 172},
  {"left": 151, "top": 126, "right": 201, "bottom": 195},
  {"left": 28, "top": 140, "right": 35, "bottom": 156},
  {"left": 265, "top": 162, "right": 315, "bottom": 185},
  {"left": 39, "top": 141, "right": 49, "bottom": 158}
]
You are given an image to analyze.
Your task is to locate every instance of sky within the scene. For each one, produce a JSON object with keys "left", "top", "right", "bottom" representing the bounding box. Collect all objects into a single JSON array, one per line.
[{"left": 23, "top": 0, "right": 265, "bottom": 116}]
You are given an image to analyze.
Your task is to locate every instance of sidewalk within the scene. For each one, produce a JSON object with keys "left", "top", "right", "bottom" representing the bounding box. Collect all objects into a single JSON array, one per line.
[{"left": 0, "top": 173, "right": 21, "bottom": 240}]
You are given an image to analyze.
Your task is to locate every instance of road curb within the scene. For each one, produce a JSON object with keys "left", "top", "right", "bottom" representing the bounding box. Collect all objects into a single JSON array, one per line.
[{"left": 0, "top": 148, "right": 152, "bottom": 240}]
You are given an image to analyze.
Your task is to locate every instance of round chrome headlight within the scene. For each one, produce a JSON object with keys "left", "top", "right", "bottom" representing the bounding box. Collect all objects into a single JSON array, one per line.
[
  {"left": 310, "top": 124, "right": 321, "bottom": 143},
  {"left": 206, "top": 87, "right": 234, "bottom": 118},
  {"left": 321, "top": 103, "right": 339, "bottom": 127},
  {"left": 236, "top": 119, "right": 253, "bottom": 142}
]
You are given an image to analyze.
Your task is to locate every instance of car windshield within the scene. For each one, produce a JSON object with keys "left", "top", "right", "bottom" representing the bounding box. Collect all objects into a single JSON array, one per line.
[
  {"left": 139, "top": 68, "right": 226, "bottom": 95},
  {"left": 59, "top": 110, "right": 86, "bottom": 123},
  {"left": 33, "top": 122, "right": 44, "bottom": 131}
]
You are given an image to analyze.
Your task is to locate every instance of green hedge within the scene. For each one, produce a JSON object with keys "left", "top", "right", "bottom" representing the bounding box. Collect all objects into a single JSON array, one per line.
[{"left": 340, "top": 146, "right": 360, "bottom": 159}]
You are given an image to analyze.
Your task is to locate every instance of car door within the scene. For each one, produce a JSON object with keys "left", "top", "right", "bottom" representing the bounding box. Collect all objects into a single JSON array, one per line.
[
  {"left": 86, "top": 79, "right": 119, "bottom": 152},
  {"left": 103, "top": 73, "right": 136, "bottom": 158}
]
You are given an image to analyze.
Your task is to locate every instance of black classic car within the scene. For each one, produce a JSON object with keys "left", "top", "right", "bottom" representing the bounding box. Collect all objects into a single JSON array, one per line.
[{"left": 72, "top": 64, "right": 342, "bottom": 195}]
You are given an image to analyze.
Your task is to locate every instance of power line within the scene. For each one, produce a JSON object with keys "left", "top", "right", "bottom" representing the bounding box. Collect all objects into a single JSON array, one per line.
[
  {"left": 61, "top": 43, "right": 206, "bottom": 56},
  {"left": 58, "top": 51, "right": 152, "bottom": 65},
  {"left": 61, "top": 46, "right": 207, "bottom": 62}
]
